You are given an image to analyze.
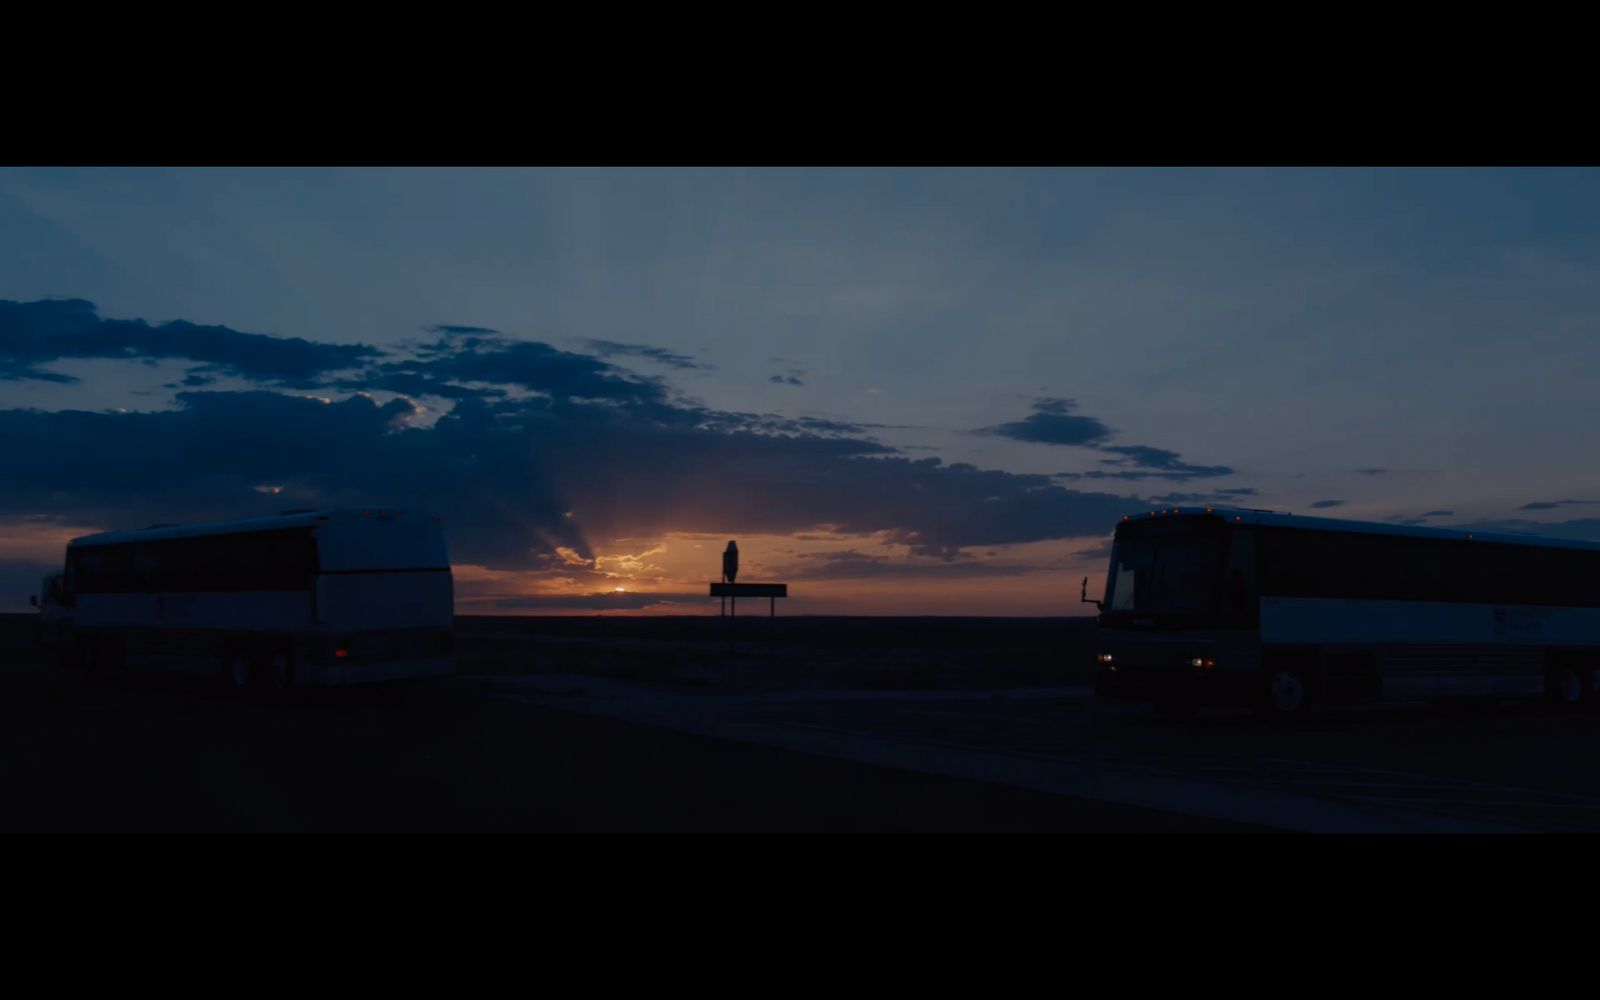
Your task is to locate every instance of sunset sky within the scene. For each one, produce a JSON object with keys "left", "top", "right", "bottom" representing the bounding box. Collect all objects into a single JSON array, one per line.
[{"left": 4, "top": 167, "right": 1599, "bottom": 614}]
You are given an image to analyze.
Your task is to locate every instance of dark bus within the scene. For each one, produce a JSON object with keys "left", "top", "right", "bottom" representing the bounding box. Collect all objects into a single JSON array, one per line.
[
  {"left": 1088, "top": 507, "right": 1600, "bottom": 720},
  {"left": 56, "top": 508, "right": 456, "bottom": 691}
]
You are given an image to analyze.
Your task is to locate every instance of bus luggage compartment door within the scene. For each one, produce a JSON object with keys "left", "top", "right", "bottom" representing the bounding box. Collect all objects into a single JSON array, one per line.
[{"left": 1321, "top": 647, "right": 1381, "bottom": 702}]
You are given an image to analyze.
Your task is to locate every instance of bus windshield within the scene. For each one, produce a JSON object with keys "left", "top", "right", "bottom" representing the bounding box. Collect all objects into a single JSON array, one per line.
[{"left": 1104, "top": 521, "right": 1227, "bottom": 625}]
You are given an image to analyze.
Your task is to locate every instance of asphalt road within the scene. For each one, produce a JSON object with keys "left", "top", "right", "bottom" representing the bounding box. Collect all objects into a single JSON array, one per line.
[{"left": 479, "top": 678, "right": 1600, "bottom": 832}]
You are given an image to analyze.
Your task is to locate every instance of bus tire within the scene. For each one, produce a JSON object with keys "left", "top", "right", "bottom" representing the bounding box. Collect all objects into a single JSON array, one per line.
[
  {"left": 1544, "top": 663, "right": 1585, "bottom": 710},
  {"left": 83, "top": 637, "right": 122, "bottom": 678},
  {"left": 266, "top": 649, "right": 295, "bottom": 694},
  {"left": 224, "top": 648, "right": 256, "bottom": 693},
  {"left": 1258, "top": 668, "right": 1310, "bottom": 721}
]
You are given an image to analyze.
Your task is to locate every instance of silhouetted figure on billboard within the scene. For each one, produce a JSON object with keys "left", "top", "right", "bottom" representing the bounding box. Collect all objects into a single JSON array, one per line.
[{"left": 723, "top": 541, "right": 739, "bottom": 583}]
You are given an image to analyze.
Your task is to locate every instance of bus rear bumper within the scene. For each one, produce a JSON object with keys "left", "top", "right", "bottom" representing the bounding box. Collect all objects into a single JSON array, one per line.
[{"left": 309, "top": 656, "right": 457, "bottom": 687}]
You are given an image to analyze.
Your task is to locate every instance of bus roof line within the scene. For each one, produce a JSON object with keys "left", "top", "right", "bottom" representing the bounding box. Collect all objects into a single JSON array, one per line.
[
  {"left": 1123, "top": 506, "right": 1600, "bottom": 554},
  {"left": 67, "top": 507, "right": 431, "bottom": 548}
]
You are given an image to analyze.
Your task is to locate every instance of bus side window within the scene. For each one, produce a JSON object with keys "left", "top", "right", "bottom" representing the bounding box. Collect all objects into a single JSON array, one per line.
[{"left": 1225, "top": 528, "right": 1257, "bottom": 627}]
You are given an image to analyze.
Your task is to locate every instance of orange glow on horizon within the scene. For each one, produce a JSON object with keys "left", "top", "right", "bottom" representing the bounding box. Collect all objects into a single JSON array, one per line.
[{"left": 451, "top": 530, "right": 1113, "bottom": 617}]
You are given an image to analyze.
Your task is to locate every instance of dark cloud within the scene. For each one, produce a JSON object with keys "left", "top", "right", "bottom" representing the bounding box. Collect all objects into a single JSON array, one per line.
[
  {"left": 1356, "top": 467, "right": 1389, "bottom": 476},
  {"left": 0, "top": 299, "right": 380, "bottom": 387},
  {"left": 424, "top": 324, "right": 499, "bottom": 336},
  {"left": 0, "top": 391, "right": 1136, "bottom": 571},
  {"left": 1517, "top": 499, "right": 1600, "bottom": 511},
  {"left": 984, "top": 398, "right": 1112, "bottom": 447},
  {"left": 583, "top": 339, "right": 707, "bottom": 371},
  {"left": 373, "top": 328, "right": 673, "bottom": 409},
  {"left": 784, "top": 551, "right": 1041, "bottom": 581},
  {"left": 329, "top": 370, "right": 508, "bottom": 401},
  {"left": 1310, "top": 499, "right": 1344, "bottom": 509},
  {"left": 1096, "top": 445, "right": 1233, "bottom": 479},
  {"left": 787, "top": 416, "right": 870, "bottom": 435},
  {"left": 1076, "top": 540, "right": 1115, "bottom": 561},
  {"left": 768, "top": 359, "right": 810, "bottom": 386},
  {"left": 1, "top": 366, "right": 76, "bottom": 384},
  {"left": 1058, "top": 469, "right": 1229, "bottom": 484},
  {"left": 990, "top": 398, "right": 1233, "bottom": 482},
  {"left": 0, "top": 302, "right": 1160, "bottom": 576},
  {"left": 168, "top": 368, "right": 219, "bottom": 389},
  {"left": 796, "top": 549, "right": 885, "bottom": 563}
]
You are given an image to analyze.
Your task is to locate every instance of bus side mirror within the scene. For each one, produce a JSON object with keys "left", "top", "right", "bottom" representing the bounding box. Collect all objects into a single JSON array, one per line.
[
  {"left": 29, "top": 595, "right": 38, "bottom": 608},
  {"left": 1080, "top": 576, "right": 1103, "bottom": 611}
]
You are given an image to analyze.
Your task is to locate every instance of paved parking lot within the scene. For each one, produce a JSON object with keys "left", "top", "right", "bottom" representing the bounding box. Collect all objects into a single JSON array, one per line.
[{"left": 484, "top": 674, "right": 1600, "bottom": 832}]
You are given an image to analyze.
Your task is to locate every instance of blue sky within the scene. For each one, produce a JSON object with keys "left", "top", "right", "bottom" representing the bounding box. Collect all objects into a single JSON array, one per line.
[{"left": 3, "top": 167, "right": 1598, "bottom": 613}]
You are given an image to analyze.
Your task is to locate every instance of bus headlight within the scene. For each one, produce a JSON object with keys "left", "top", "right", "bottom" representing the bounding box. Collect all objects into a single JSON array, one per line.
[
  {"left": 1189, "top": 657, "right": 1215, "bottom": 669},
  {"left": 1097, "top": 653, "right": 1114, "bottom": 664}
]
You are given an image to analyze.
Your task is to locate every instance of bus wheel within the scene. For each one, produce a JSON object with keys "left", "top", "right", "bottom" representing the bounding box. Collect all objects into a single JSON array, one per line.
[
  {"left": 267, "top": 651, "right": 295, "bottom": 694},
  {"left": 1544, "top": 664, "right": 1584, "bottom": 709},
  {"left": 83, "top": 638, "right": 122, "bottom": 677},
  {"left": 225, "top": 649, "right": 255, "bottom": 692},
  {"left": 1259, "top": 669, "right": 1310, "bottom": 720}
]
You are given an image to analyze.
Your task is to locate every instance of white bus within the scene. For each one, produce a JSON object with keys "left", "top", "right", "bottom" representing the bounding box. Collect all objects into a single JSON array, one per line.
[
  {"left": 1088, "top": 507, "right": 1600, "bottom": 720},
  {"left": 55, "top": 507, "right": 456, "bottom": 691}
]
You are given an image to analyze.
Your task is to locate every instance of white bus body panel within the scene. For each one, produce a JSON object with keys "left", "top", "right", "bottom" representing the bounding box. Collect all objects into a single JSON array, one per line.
[
  {"left": 1260, "top": 596, "right": 1600, "bottom": 698},
  {"left": 1260, "top": 597, "right": 1600, "bottom": 648}
]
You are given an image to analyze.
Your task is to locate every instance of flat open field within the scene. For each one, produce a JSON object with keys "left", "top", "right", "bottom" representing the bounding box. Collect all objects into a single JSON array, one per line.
[
  {"left": 5, "top": 614, "right": 1600, "bottom": 831},
  {"left": 453, "top": 614, "right": 1101, "bottom": 690}
]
